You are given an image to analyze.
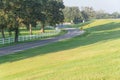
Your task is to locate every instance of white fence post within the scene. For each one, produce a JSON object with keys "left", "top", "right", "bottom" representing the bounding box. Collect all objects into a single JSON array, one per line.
[
  {"left": 9, "top": 37, "right": 11, "bottom": 43},
  {"left": 2, "top": 38, "right": 5, "bottom": 44}
]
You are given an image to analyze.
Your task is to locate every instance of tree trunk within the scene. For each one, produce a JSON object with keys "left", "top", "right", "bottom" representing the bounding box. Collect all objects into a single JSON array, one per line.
[
  {"left": 1, "top": 28, "right": 5, "bottom": 39},
  {"left": 29, "top": 24, "right": 33, "bottom": 35},
  {"left": 26, "top": 25, "right": 29, "bottom": 30},
  {"left": 40, "top": 24, "right": 45, "bottom": 33},
  {"left": 14, "top": 27, "right": 19, "bottom": 43}
]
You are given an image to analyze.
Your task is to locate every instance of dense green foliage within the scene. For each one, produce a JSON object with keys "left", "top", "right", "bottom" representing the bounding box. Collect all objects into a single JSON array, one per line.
[{"left": 0, "top": 0, "right": 65, "bottom": 42}]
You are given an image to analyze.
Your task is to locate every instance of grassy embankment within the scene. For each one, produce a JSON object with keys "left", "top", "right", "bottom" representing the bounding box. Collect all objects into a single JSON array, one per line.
[{"left": 0, "top": 19, "right": 120, "bottom": 80}]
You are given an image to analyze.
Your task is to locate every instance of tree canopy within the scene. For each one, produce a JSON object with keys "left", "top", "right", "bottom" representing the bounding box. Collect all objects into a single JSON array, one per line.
[{"left": 0, "top": 0, "right": 65, "bottom": 42}]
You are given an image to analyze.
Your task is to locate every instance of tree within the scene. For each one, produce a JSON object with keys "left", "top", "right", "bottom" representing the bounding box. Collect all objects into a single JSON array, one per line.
[
  {"left": 81, "top": 7, "right": 95, "bottom": 21},
  {"left": 0, "top": 10, "right": 7, "bottom": 39},
  {"left": 111, "top": 12, "right": 120, "bottom": 19},
  {"left": 63, "top": 6, "right": 82, "bottom": 23},
  {"left": 5, "top": 0, "right": 24, "bottom": 42},
  {"left": 36, "top": 0, "right": 65, "bottom": 33},
  {"left": 22, "top": 0, "right": 41, "bottom": 35},
  {"left": 46, "top": 0, "right": 65, "bottom": 26},
  {"left": 4, "top": 0, "right": 40, "bottom": 42},
  {"left": 35, "top": 0, "right": 47, "bottom": 33},
  {"left": 0, "top": 0, "right": 9, "bottom": 39}
]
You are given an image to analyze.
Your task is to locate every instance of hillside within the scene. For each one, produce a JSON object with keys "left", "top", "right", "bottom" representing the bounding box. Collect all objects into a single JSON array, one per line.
[{"left": 0, "top": 19, "right": 120, "bottom": 80}]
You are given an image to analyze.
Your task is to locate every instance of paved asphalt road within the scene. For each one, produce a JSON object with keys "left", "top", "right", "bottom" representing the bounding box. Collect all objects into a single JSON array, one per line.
[{"left": 0, "top": 28, "right": 84, "bottom": 56}]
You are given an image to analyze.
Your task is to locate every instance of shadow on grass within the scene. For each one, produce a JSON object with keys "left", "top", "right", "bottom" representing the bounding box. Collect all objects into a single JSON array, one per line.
[{"left": 0, "top": 22, "right": 120, "bottom": 64}]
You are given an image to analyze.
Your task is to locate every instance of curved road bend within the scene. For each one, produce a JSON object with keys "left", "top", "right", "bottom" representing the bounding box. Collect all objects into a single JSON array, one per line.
[{"left": 0, "top": 28, "right": 84, "bottom": 56}]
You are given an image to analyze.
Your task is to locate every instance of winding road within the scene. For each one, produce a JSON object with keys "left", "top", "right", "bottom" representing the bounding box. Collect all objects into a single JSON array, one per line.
[{"left": 0, "top": 28, "right": 84, "bottom": 56}]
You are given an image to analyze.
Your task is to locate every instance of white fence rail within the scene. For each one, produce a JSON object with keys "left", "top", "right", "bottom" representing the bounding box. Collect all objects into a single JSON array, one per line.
[{"left": 0, "top": 30, "right": 61, "bottom": 45}]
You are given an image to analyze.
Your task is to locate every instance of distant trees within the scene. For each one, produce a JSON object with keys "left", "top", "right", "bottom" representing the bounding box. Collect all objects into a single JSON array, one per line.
[
  {"left": 0, "top": 0, "right": 65, "bottom": 42},
  {"left": 111, "top": 12, "right": 120, "bottom": 18},
  {"left": 63, "top": 6, "right": 120, "bottom": 24},
  {"left": 63, "top": 6, "right": 95, "bottom": 23},
  {"left": 81, "top": 7, "right": 96, "bottom": 21},
  {"left": 95, "top": 10, "right": 108, "bottom": 19},
  {"left": 95, "top": 10, "right": 120, "bottom": 19},
  {"left": 63, "top": 7, "right": 82, "bottom": 23}
]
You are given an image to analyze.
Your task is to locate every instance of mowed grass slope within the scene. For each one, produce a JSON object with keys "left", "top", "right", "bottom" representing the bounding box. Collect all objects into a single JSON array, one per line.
[{"left": 1, "top": 19, "right": 120, "bottom": 80}]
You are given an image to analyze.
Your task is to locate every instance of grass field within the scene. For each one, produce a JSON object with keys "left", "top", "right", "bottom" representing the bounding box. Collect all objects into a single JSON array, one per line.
[
  {"left": 64, "top": 20, "right": 94, "bottom": 28},
  {"left": 1, "top": 19, "right": 120, "bottom": 80},
  {"left": 0, "top": 28, "right": 54, "bottom": 38}
]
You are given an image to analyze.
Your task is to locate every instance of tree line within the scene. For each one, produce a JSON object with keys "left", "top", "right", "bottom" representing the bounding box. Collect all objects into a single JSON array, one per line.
[
  {"left": 63, "top": 6, "right": 120, "bottom": 23},
  {"left": 0, "top": 0, "right": 65, "bottom": 42}
]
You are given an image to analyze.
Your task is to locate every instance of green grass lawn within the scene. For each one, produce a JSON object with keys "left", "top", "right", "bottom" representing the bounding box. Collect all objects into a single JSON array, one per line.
[
  {"left": 64, "top": 20, "right": 94, "bottom": 28},
  {"left": 1, "top": 19, "right": 120, "bottom": 80},
  {"left": 0, "top": 27, "right": 55, "bottom": 38}
]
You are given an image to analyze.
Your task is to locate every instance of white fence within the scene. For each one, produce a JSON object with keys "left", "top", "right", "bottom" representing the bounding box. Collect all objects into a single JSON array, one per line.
[{"left": 0, "top": 30, "right": 61, "bottom": 45}]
